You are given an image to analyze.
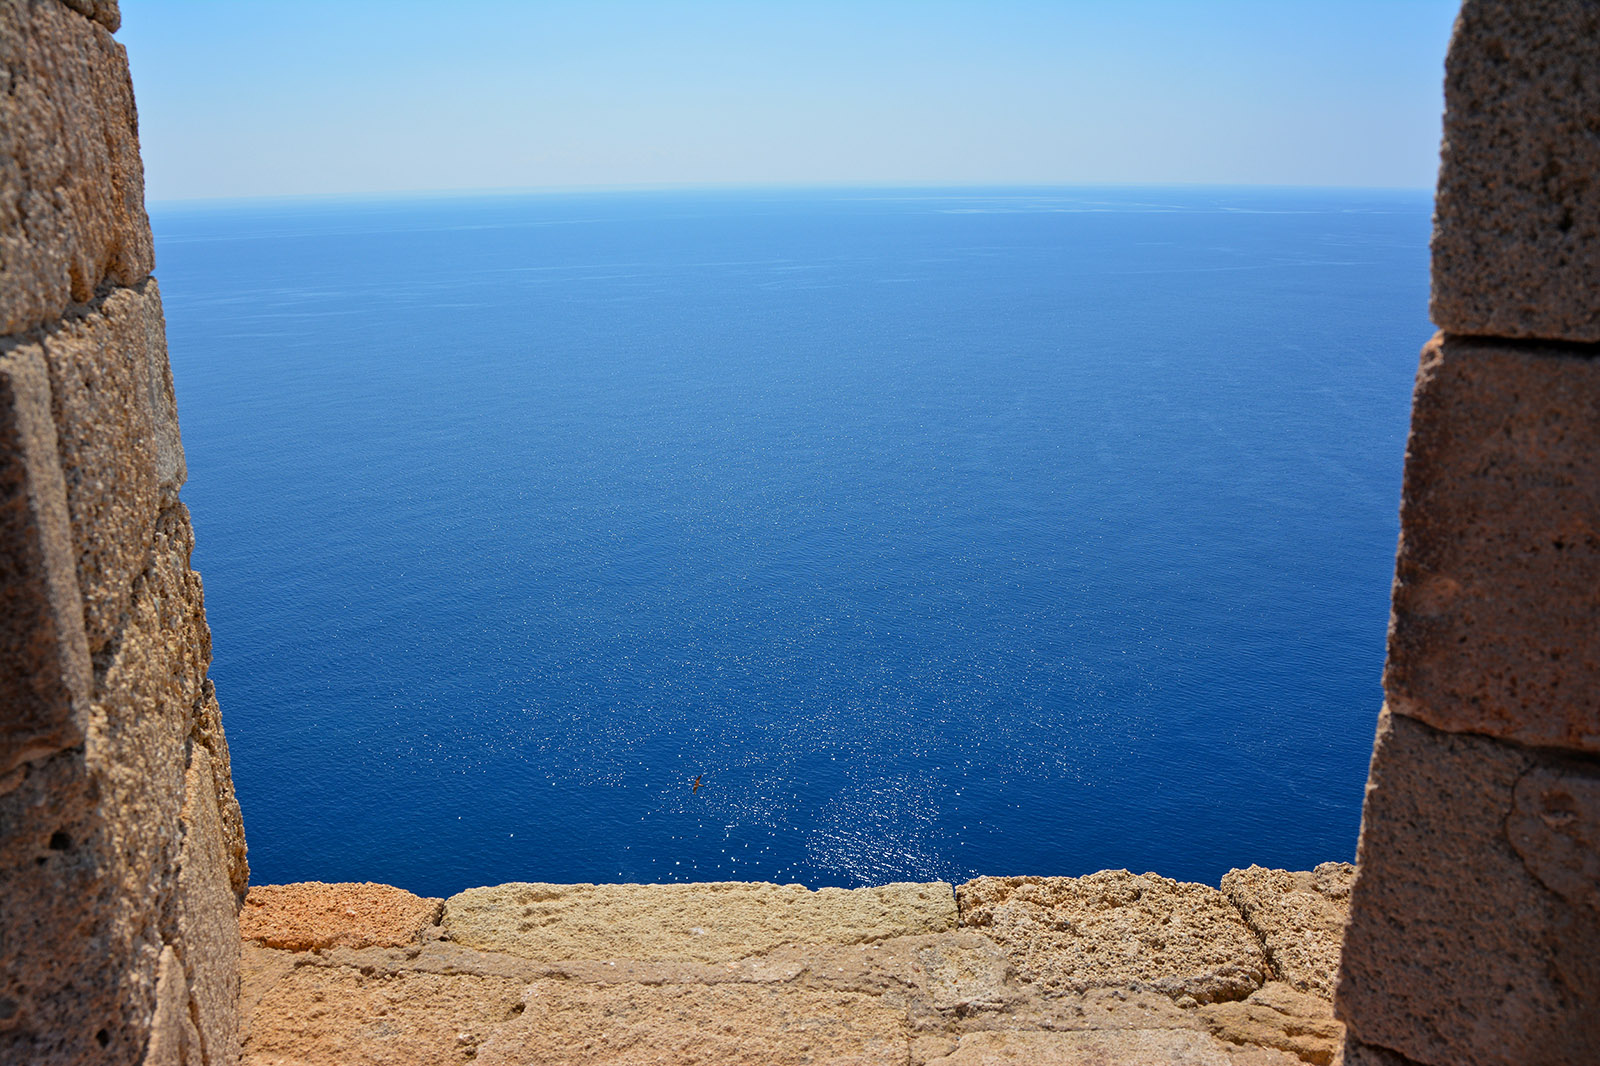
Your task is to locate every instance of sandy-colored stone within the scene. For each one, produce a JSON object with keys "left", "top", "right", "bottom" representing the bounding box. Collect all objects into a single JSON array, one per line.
[
  {"left": 241, "top": 963, "right": 525, "bottom": 1066},
  {"left": 475, "top": 981, "right": 910, "bottom": 1066},
  {"left": 193, "top": 678, "right": 248, "bottom": 897},
  {"left": 241, "top": 882, "right": 444, "bottom": 951},
  {"left": 0, "top": 0, "right": 152, "bottom": 335},
  {"left": 1385, "top": 335, "right": 1600, "bottom": 752},
  {"left": 443, "top": 880, "right": 957, "bottom": 963},
  {"left": 1335, "top": 708, "right": 1600, "bottom": 1066},
  {"left": 0, "top": 344, "right": 89, "bottom": 778},
  {"left": 40, "top": 281, "right": 185, "bottom": 655},
  {"left": 177, "top": 745, "right": 241, "bottom": 1066},
  {"left": 1430, "top": 0, "right": 1600, "bottom": 342},
  {"left": 1199, "top": 983, "right": 1342, "bottom": 1066},
  {"left": 145, "top": 945, "right": 201, "bottom": 1066},
  {"left": 57, "top": 0, "right": 120, "bottom": 32},
  {"left": 926, "top": 1028, "right": 1299, "bottom": 1065},
  {"left": 1220, "top": 864, "right": 1352, "bottom": 998},
  {"left": 957, "top": 871, "right": 1268, "bottom": 1004}
]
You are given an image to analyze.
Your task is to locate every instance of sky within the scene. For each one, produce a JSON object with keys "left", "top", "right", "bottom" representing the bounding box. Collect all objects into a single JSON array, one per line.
[{"left": 120, "top": 1, "right": 1463, "bottom": 203}]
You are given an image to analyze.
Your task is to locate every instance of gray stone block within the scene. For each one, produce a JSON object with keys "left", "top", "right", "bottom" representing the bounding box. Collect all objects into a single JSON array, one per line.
[
  {"left": 1385, "top": 334, "right": 1600, "bottom": 752},
  {"left": 1431, "top": 0, "right": 1600, "bottom": 342},
  {"left": 0, "top": 0, "right": 152, "bottom": 335},
  {"left": 1335, "top": 708, "right": 1600, "bottom": 1066}
]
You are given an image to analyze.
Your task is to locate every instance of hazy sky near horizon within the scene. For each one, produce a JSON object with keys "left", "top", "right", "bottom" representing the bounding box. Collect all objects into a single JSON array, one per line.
[{"left": 122, "top": 1, "right": 1461, "bottom": 203}]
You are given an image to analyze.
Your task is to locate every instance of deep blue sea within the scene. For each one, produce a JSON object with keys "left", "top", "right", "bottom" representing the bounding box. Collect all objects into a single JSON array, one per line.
[{"left": 149, "top": 187, "right": 1431, "bottom": 898}]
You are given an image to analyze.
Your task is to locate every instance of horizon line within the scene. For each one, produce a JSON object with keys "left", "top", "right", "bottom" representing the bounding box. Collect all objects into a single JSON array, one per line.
[{"left": 146, "top": 178, "right": 1437, "bottom": 212}]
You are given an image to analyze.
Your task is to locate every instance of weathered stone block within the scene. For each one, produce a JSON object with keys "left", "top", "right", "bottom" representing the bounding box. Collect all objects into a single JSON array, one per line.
[
  {"left": 241, "top": 882, "right": 443, "bottom": 952},
  {"left": 0, "top": 345, "right": 90, "bottom": 778},
  {"left": 924, "top": 1028, "right": 1299, "bottom": 1065},
  {"left": 955, "top": 870, "right": 1268, "bottom": 1004},
  {"left": 1385, "top": 335, "right": 1600, "bottom": 751},
  {"left": 475, "top": 982, "right": 910, "bottom": 1066},
  {"left": 177, "top": 745, "right": 240, "bottom": 1066},
  {"left": 56, "top": 0, "right": 120, "bottom": 33},
  {"left": 1197, "top": 983, "right": 1342, "bottom": 1066},
  {"left": 41, "top": 281, "right": 186, "bottom": 655},
  {"left": 1335, "top": 708, "right": 1600, "bottom": 1066},
  {"left": 144, "top": 945, "right": 201, "bottom": 1066},
  {"left": 443, "top": 880, "right": 957, "bottom": 964},
  {"left": 0, "top": 747, "right": 130, "bottom": 1065},
  {"left": 0, "top": 0, "right": 152, "bottom": 335},
  {"left": 1430, "top": 0, "right": 1600, "bottom": 342},
  {"left": 193, "top": 679, "right": 248, "bottom": 897},
  {"left": 1220, "top": 863, "right": 1353, "bottom": 998}
]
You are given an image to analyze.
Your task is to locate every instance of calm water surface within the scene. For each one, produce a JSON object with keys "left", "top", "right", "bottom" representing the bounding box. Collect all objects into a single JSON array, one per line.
[{"left": 151, "top": 187, "right": 1430, "bottom": 897}]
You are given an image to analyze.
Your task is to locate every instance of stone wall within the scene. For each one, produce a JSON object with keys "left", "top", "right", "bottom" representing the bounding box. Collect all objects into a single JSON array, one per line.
[
  {"left": 0, "top": 2, "right": 246, "bottom": 1064},
  {"left": 1334, "top": 2, "right": 1600, "bottom": 1064}
]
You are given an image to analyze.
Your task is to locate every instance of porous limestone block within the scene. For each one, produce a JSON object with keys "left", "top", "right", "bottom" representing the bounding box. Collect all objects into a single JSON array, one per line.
[
  {"left": 241, "top": 882, "right": 444, "bottom": 951},
  {"left": 1386, "top": 335, "right": 1600, "bottom": 752},
  {"left": 0, "top": 503, "right": 216, "bottom": 1064},
  {"left": 0, "top": 345, "right": 90, "bottom": 779},
  {"left": 89, "top": 503, "right": 210, "bottom": 923},
  {"left": 956, "top": 870, "right": 1268, "bottom": 1004},
  {"left": 1197, "top": 982, "right": 1342, "bottom": 1066},
  {"left": 144, "top": 946, "right": 201, "bottom": 1066},
  {"left": 1430, "top": 0, "right": 1600, "bottom": 341},
  {"left": 194, "top": 679, "right": 248, "bottom": 896},
  {"left": 442, "top": 880, "right": 957, "bottom": 963},
  {"left": 176, "top": 745, "right": 241, "bottom": 1066},
  {"left": 1220, "top": 863, "right": 1353, "bottom": 998},
  {"left": 1335, "top": 708, "right": 1600, "bottom": 1066},
  {"left": 57, "top": 0, "right": 120, "bottom": 32},
  {"left": 924, "top": 1028, "right": 1300, "bottom": 1065},
  {"left": 241, "top": 964, "right": 526, "bottom": 1066},
  {"left": 0, "top": 748, "right": 123, "bottom": 1064},
  {"left": 0, "top": 0, "right": 152, "bottom": 335},
  {"left": 40, "top": 281, "right": 186, "bottom": 654},
  {"left": 473, "top": 981, "right": 909, "bottom": 1066}
]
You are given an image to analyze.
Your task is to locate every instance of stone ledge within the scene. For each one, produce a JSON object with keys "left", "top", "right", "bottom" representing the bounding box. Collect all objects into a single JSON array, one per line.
[{"left": 241, "top": 869, "right": 1350, "bottom": 1065}]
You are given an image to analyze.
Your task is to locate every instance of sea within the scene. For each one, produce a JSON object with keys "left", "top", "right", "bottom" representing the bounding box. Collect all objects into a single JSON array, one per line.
[{"left": 149, "top": 186, "right": 1432, "bottom": 899}]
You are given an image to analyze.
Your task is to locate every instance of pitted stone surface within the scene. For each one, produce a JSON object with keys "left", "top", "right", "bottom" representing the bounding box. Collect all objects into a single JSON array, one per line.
[
  {"left": 193, "top": 679, "right": 248, "bottom": 897},
  {"left": 1430, "top": 0, "right": 1600, "bottom": 342},
  {"left": 443, "top": 880, "right": 957, "bottom": 962},
  {"left": 1335, "top": 708, "right": 1600, "bottom": 1066},
  {"left": 0, "top": 0, "right": 152, "bottom": 335},
  {"left": 924, "top": 1028, "right": 1299, "bottom": 1065},
  {"left": 39, "top": 281, "right": 185, "bottom": 655},
  {"left": 0, "top": 344, "right": 90, "bottom": 778},
  {"left": 1198, "top": 983, "right": 1342, "bottom": 1066},
  {"left": 241, "top": 882, "right": 443, "bottom": 951},
  {"left": 242, "top": 964, "right": 525, "bottom": 1066},
  {"left": 1385, "top": 335, "right": 1600, "bottom": 752},
  {"left": 244, "top": 870, "right": 1345, "bottom": 1066},
  {"left": 57, "top": 0, "right": 121, "bottom": 32},
  {"left": 475, "top": 982, "right": 910, "bottom": 1066},
  {"left": 177, "top": 745, "right": 241, "bottom": 1066},
  {"left": 1220, "top": 864, "right": 1353, "bottom": 997},
  {"left": 957, "top": 871, "right": 1269, "bottom": 1004}
]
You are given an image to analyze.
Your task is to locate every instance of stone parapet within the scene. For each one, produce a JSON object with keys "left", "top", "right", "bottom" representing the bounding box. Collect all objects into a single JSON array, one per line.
[
  {"left": 239, "top": 870, "right": 1350, "bottom": 1065},
  {"left": 0, "top": 0, "right": 152, "bottom": 335},
  {"left": 1430, "top": 0, "right": 1600, "bottom": 342},
  {"left": 1385, "top": 333, "right": 1600, "bottom": 752}
]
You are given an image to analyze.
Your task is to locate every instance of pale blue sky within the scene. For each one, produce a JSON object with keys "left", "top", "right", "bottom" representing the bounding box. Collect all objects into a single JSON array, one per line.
[{"left": 121, "top": 1, "right": 1462, "bottom": 202}]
